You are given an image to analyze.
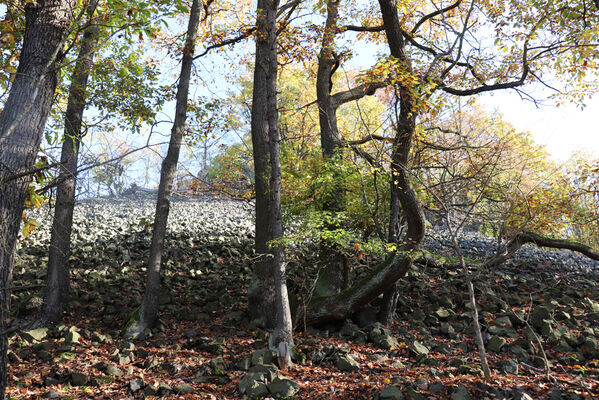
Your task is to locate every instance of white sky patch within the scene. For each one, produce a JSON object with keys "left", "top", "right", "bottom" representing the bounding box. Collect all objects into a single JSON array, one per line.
[{"left": 480, "top": 91, "right": 599, "bottom": 162}]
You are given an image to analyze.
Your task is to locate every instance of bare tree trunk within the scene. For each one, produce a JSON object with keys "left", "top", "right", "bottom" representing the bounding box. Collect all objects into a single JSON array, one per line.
[
  {"left": 125, "top": 0, "right": 202, "bottom": 336},
  {"left": 248, "top": 0, "right": 276, "bottom": 327},
  {"left": 261, "top": 0, "right": 293, "bottom": 367},
  {"left": 40, "top": 0, "right": 99, "bottom": 326},
  {"left": 0, "top": 0, "right": 76, "bottom": 396}
]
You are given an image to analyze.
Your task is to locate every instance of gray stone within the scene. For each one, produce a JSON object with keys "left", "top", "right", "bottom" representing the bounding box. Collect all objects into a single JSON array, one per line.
[
  {"left": 429, "top": 382, "right": 445, "bottom": 393},
  {"left": 497, "top": 359, "right": 518, "bottom": 375},
  {"left": 204, "top": 337, "right": 225, "bottom": 354},
  {"left": 22, "top": 328, "right": 48, "bottom": 343},
  {"left": 251, "top": 349, "right": 274, "bottom": 366},
  {"left": 64, "top": 328, "right": 81, "bottom": 345},
  {"left": 267, "top": 376, "right": 299, "bottom": 398},
  {"left": 409, "top": 341, "right": 429, "bottom": 359},
  {"left": 239, "top": 372, "right": 269, "bottom": 397},
  {"left": 405, "top": 387, "right": 426, "bottom": 400},
  {"left": 494, "top": 315, "right": 513, "bottom": 327},
  {"left": 174, "top": 383, "right": 194, "bottom": 394},
  {"left": 237, "top": 357, "right": 251, "bottom": 371},
  {"left": 530, "top": 306, "right": 552, "bottom": 330},
  {"left": 377, "top": 385, "right": 404, "bottom": 400},
  {"left": 336, "top": 354, "right": 360, "bottom": 372},
  {"left": 376, "top": 334, "right": 399, "bottom": 350},
  {"left": 435, "top": 308, "right": 451, "bottom": 319},
  {"left": 44, "top": 390, "right": 61, "bottom": 399},
  {"left": 210, "top": 357, "right": 226, "bottom": 375},
  {"left": 487, "top": 336, "right": 507, "bottom": 353},
  {"left": 71, "top": 372, "right": 88, "bottom": 386},
  {"left": 129, "top": 379, "right": 144, "bottom": 392},
  {"left": 248, "top": 363, "right": 278, "bottom": 382},
  {"left": 451, "top": 385, "right": 470, "bottom": 400}
]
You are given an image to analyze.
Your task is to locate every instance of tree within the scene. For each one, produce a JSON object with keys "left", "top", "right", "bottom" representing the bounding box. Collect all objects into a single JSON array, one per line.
[
  {"left": 125, "top": 0, "right": 203, "bottom": 336},
  {"left": 259, "top": 0, "right": 294, "bottom": 368},
  {"left": 0, "top": 0, "right": 77, "bottom": 396},
  {"left": 296, "top": 0, "right": 599, "bottom": 325},
  {"left": 40, "top": 0, "right": 100, "bottom": 325},
  {"left": 247, "top": 0, "right": 277, "bottom": 326}
]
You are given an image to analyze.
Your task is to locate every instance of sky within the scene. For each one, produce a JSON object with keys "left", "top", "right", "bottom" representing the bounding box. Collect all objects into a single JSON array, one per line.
[{"left": 480, "top": 92, "right": 599, "bottom": 162}]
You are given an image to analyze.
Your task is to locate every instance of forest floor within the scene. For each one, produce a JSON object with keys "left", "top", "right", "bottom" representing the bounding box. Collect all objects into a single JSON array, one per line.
[{"left": 6, "top": 193, "right": 599, "bottom": 399}]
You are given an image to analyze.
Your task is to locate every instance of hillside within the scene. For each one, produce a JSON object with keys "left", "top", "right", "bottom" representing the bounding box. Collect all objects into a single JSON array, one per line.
[{"left": 8, "top": 194, "right": 599, "bottom": 399}]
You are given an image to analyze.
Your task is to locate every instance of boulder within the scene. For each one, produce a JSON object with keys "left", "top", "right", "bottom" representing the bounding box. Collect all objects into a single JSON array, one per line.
[
  {"left": 487, "top": 336, "right": 506, "bottom": 353},
  {"left": 409, "top": 341, "right": 429, "bottom": 360},
  {"left": 451, "top": 385, "right": 470, "bottom": 400},
  {"left": 336, "top": 354, "right": 360, "bottom": 372},
  {"left": 239, "top": 372, "right": 269, "bottom": 398},
  {"left": 376, "top": 385, "right": 404, "bottom": 400},
  {"left": 267, "top": 376, "right": 299, "bottom": 398},
  {"left": 251, "top": 349, "right": 274, "bottom": 366}
]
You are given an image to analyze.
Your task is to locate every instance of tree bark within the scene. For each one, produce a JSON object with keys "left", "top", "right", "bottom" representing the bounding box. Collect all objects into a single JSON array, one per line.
[
  {"left": 301, "top": 0, "right": 426, "bottom": 326},
  {"left": 126, "top": 0, "right": 202, "bottom": 336},
  {"left": 248, "top": 0, "right": 276, "bottom": 326},
  {"left": 313, "top": 0, "right": 349, "bottom": 297},
  {"left": 41, "top": 0, "right": 99, "bottom": 326},
  {"left": 0, "top": 0, "right": 76, "bottom": 396},
  {"left": 262, "top": 0, "right": 293, "bottom": 366}
]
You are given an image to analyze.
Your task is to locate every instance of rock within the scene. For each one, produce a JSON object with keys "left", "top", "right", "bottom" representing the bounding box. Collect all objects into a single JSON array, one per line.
[
  {"left": 129, "top": 379, "right": 144, "bottom": 392},
  {"left": 555, "top": 339, "right": 573, "bottom": 352},
  {"left": 494, "top": 315, "right": 512, "bottom": 328},
  {"left": 497, "top": 359, "right": 518, "bottom": 375},
  {"left": 71, "top": 372, "right": 88, "bottom": 386},
  {"left": 340, "top": 321, "right": 360, "bottom": 339},
  {"left": 44, "top": 390, "right": 61, "bottom": 399},
  {"left": 376, "top": 334, "right": 399, "bottom": 350},
  {"left": 512, "top": 390, "right": 534, "bottom": 400},
  {"left": 251, "top": 349, "right": 274, "bottom": 366},
  {"left": 336, "top": 354, "right": 360, "bottom": 372},
  {"left": 488, "top": 336, "right": 507, "bottom": 353},
  {"left": 451, "top": 385, "right": 470, "bottom": 400},
  {"left": 248, "top": 363, "right": 279, "bottom": 382},
  {"left": 579, "top": 337, "right": 599, "bottom": 357},
  {"left": 210, "top": 357, "right": 226, "bottom": 375},
  {"left": 237, "top": 357, "right": 251, "bottom": 371},
  {"left": 239, "top": 372, "right": 269, "bottom": 398},
  {"left": 376, "top": 385, "right": 404, "bottom": 400},
  {"left": 44, "top": 376, "right": 60, "bottom": 386},
  {"left": 409, "top": 341, "right": 429, "bottom": 360},
  {"left": 203, "top": 337, "right": 225, "bottom": 354},
  {"left": 530, "top": 306, "right": 552, "bottom": 330},
  {"left": 22, "top": 327, "right": 48, "bottom": 343},
  {"left": 435, "top": 308, "right": 451, "bottom": 319},
  {"left": 405, "top": 386, "right": 426, "bottom": 400},
  {"left": 64, "top": 326, "right": 81, "bottom": 345},
  {"left": 174, "top": 383, "right": 194, "bottom": 394},
  {"left": 429, "top": 382, "right": 445, "bottom": 393},
  {"left": 268, "top": 376, "right": 299, "bottom": 398},
  {"left": 95, "top": 361, "right": 123, "bottom": 377}
]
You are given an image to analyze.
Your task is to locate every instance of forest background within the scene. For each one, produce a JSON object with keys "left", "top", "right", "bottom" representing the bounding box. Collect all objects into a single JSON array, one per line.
[{"left": 0, "top": 0, "right": 599, "bottom": 399}]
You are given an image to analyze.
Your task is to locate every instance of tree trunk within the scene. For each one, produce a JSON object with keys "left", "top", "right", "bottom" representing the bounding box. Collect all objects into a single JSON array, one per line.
[
  {"left": 379, "top": 125, "right": 402, "bottom": 326},
  {"left": 125, "top": 0, "right": 202, "bottom": 336},
  {"left": 300, "top": 0, "right": 426, "bottom": 326},
  {"left": 41, "top": 0, "right": 99, "bottom": 326},
  {"left": 313, "top": 0, "right": 349, "bottom": 297},
  {"left": 262, "top": 0, "right": 293, "bottom": 366},
  {"left": 0, "top": 0, "right": 76, "bottom": 396},
  {"left": 248, "top": 0, "right": 276, "bottom": 327}
]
